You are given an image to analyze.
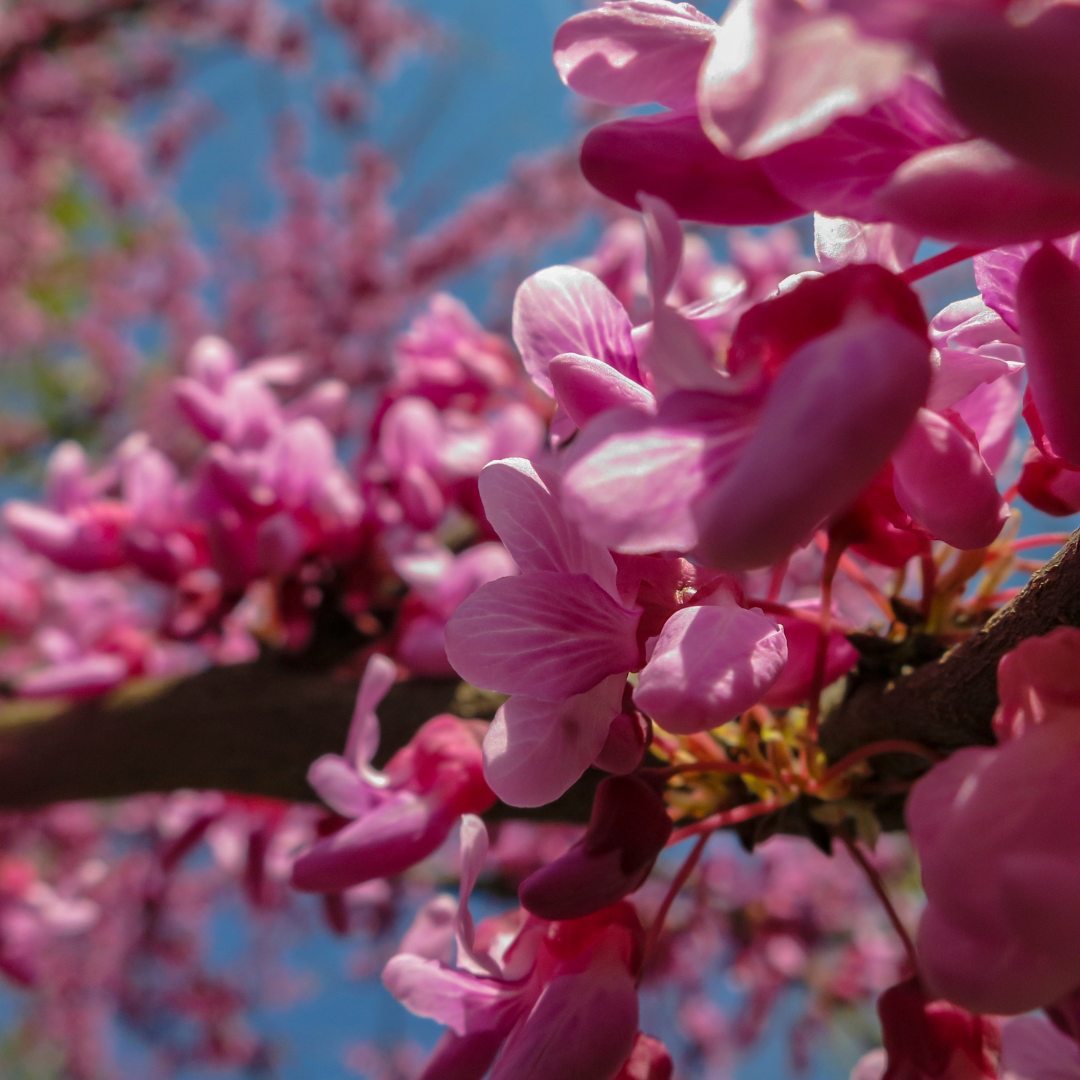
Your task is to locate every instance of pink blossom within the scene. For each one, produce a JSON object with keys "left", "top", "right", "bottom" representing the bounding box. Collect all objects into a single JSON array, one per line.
[
  {"left": 383, "top": 816, "right": 643, "bottom": 1080},
  {"left": 908, "top": 627, "right": 1080, "bottom": 1014},
  {"left": 291, "top": 655, "right": 495, "bottom": 892}
]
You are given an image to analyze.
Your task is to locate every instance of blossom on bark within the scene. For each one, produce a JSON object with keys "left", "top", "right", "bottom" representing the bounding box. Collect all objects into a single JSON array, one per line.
[{"left": 291, "top": 655, "right": 495, "bottom": 892}]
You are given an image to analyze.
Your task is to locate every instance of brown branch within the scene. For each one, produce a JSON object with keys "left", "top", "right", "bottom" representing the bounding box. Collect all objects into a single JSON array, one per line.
[{"left": 821, "top": 529, "right": 1080, "bottom": 770}]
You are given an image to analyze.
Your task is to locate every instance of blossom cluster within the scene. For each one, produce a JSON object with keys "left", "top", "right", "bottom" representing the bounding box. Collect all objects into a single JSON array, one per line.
[{"left": 6, "top": 0, "right": 1080, "bottom": 1077}]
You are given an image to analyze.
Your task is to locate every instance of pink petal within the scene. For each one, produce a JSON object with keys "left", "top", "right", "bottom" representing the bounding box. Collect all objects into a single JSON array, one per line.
[
  {"left": 580, "top": 110, "right": 804, "bottom": 226},
  {"left": 933, "top": 6, "right": 1080, "bottom": 184},
  {"left": 415, "top": 1030, "right": 508, "bottom": 1080},
  {"left": 696, "top": 316, "right": 931, "bottom": 570},
  {"left": 952, "top": 371, "right": 1022, "bottom": 475},
  {"left": 345, "top": 653, "right": 397, "bottom": 767},
  {"left": 549, "top": 354, "right": 657, "bottom": 429},
  {"left": 444, "top": 573, "right": 640, "bottom": 702},
  {"left": 699, "top": 0, "right": 910, "bottom": 159},
  {"left": 1018, "top": 243, "right": 1080, "bottom": 467},
  {"left": 487, "top": 947, "right": 639, "bottom": 1080},
  {"left": 878, "top": 140, "right": 1080, "bottom": 247},
  {"left": 306, "top": 754, "right": 375, "bottom": 818},
  {"left": 640, "top": 193, "right": 685, "bottom": 304},
  {"left": 633, "top": 600, "right": 786, "bottom": 733},
  {"left": 482, "top": 676, "right": 626, "bottom": 808},
  {"left": 512, "top": 267, "right": 638, "bottom": 397},
  {"left": 456, "top": 815, "right": 497, "bottom": 974},
  {"left": 477, "top": 459, "right": 618, "bottom": 598},
  {"left": 290, "top": 791, "right": 452, "bottom": 892},
  {"left": 891, "top": 408, "right": 1007, "bottom": 549},
  {"left": 761, "top": 613, "right": 858, "bottom": 710},
  {"left": 760, "top": 78, "right": 962, "bottom": 222},
  {"left": 814, "top": 215, "right": 920, "bottom": 274},
  {"left": 1000, "top": 1016, "right": 1080, "bottom": 1080},
  {"left": 382, "top": 954, "right": 523, "bottom": 1035},
  {"left": 553, "top": 0, "right": 716, "bottom": 110},
  {"left": 562, "top": 394, "right": 756, "bottom": 555}
]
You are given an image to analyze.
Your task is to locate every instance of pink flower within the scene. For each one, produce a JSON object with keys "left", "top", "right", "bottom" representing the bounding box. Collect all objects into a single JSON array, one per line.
[
  {"left": 383, "top": 816, "right": 644, "bottom": 1080},
  {"left": 291, "top": 655, "right": 495, "bottom": 892},
  {"left": 444, "top": 458, "right": 786, "bottom": 806},
  {"left": 908, "top": 627, "right": 1080, "bottom": 1014}
]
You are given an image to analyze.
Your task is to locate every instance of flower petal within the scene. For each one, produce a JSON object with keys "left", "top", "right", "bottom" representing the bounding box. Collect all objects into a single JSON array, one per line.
[
  {"left": 513, "top": 267, "right": 638, "bottom": 396},
  {"left": 444, "top": 573, "right": 640, "bottom": 701},
  {"left": 553, "top": 0, "right": 716, "bottom": 110},
  {"left": 633, "top": 600, "right": 786, "bottom": 733},
  {"left": 482, "top": 675, "right": 625, "bottom": 808}
]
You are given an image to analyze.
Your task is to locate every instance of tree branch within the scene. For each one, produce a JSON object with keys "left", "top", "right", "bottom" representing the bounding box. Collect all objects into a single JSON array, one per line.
[{"left": 821, "top": 529, "right": 1080, "bottom": 769}]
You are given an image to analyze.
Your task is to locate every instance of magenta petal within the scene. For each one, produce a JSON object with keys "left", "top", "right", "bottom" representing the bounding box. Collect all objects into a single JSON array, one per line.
[
  {"left": 1018, "top": 243, "right": 1080, "bottom": 467},
  {"left": 548, "top": 354, "right": 656, "bottom": 429},
  {"left": 477, "top": 458, "right": 619, "bottom": 597},
  {"left": 518, "top": 775, "right": 672, "bottom": 920},
  {"left": 878, "top": 140, "right": 1080, "bottom": 247},
  {"left": 382, "top": 955, "right": 523, "bottom": 1035},
  {"left": 553, "top": 0, "right": 715, "bottom": 110},
  {"left": 695, "top": 316, "right": 931, "bottom": 570},
  {"left": 512, "top": 267, "right": 638, "bottom": 396},
  {"left": 761, "top": 614, "right": 858, "bottom": 710},
  {"left": 633, "top": 601, "right": 786, "bottom": 733},
  {"left": 580, "top": 110, "right": 804, "bottom": 226},
  {"left": 416, "top": 1030, "right": 508, "bottom": 1080},
  {"left": 891, "top": 408, "right": 1007, "bottom": 549},
  {"left": 483, "top": 675, "right": 625, "bottom": 808},
  {"left": 760, "top": 79, "right": 962, "bottom": 222},
  {"left": 488, "top": 951, "right": 639, "bottom": 1080},
  {"left": 933, "top": 6, "right": 1080, "bottom": 184},
  {"left": 290, "top": 791, "right": 451, "bottom": 892},
  {"left": 444, "top": 573, "right": 640, "bottom": 702}
]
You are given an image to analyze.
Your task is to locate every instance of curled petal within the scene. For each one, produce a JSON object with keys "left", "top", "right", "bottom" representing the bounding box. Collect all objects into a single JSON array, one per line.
[
  {"left": 549, "top": 354, "right": 657, "bottom": 428},
  {"left": 553, "top": 0, "right": 716, "bottom": 110},
  {"left": 513, "top": 267, "right": 638, "bottom": 396},
  {"left": 633, "top": 600, "right": 786, "bottom": 733}
]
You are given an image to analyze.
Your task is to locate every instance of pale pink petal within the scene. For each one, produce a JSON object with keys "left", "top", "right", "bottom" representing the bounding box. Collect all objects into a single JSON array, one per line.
[
  {"left": 455, "top": 815, "right": 497, "bottom": 973},
  {"left": 891, "top": 408, "right": 1007, "bottom": 549},
  {"left": 512, "top": 267, "right": 638, "bottom": 397},
  {"left": 633, "top": 600, "right": 786, "bottom": 733},
  {"left": 477, "top": 459, "right": 618, "bottom": 598},
  {"left": 444, "top": 573, "right": 640, "bottom": 702},
  {"left": 952, "top": 371, "right": 1022, "bottom": 475},
  {"left": 1000, "top": 1015, "right": 1080, "bottom": 1080},
  {"left": 1018, "top": 243, "right": 1080, "bottom": 467},
  {"left": 878, "top": 140, "right": 1080, "bottom": 247},
  {"left": 562, "top": 394, "right": 756, "bottom": 554},
  {"left": 640, "top": 193, "right": 685, "bottom": 305},
  {"left": 581, "top": 110, "right": 804, "bottom": 226},
  {"left": 400, "top": 895, "right": 459, "bottom": 964},
  {"left": 814, "top": 215, "right": 920, "bottom": 274},
  {"left": 696, "top": 316, "right": 931, "bottom": 570},
  {"left": 482, "top": 675, "right": 626, "bottom": 807},
  {"left": 345, "top": 653, "right": 397, "bottom": 767},
  {"left": 488, "top": 947, "right": 639, "bottom": 1080},
  {"left": 306, "top": 754, "right": 375, "bottom": 818},
  {"left": 553, "top": 0, "right": 716, "bottom": 110},
  {"left": 699, "top": 0, "right": 910, "bottom": 159},
  {"left": 927, "top": 348, "right": 1023, "bottom": 414},
  {"left": 549, "top": 354, "right": 657, "bottom": 428},
  {"left": 382, "top": 954, "right": 523, "bottom": 1035}
]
